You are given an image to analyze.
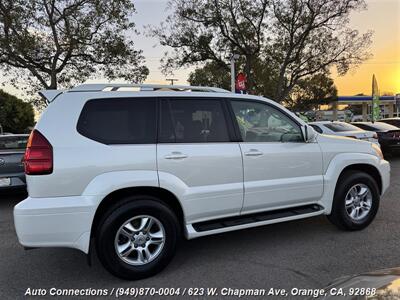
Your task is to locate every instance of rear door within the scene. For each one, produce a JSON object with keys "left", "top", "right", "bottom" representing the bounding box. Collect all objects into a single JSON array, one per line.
[
  {"left": 229, "top": 99, "right": 324, "bottom": 214},
  {"left": 157, "top": 98, "right": 243, "bottom": 224}
]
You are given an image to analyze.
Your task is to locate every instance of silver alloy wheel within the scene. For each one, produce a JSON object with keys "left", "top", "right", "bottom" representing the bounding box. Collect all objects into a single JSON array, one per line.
[
  {"left": 114, "top": 215, "right": 165, "bottom": 266},
  {"left": 345, "top": 183, "right": 373, "bottom": 221}
]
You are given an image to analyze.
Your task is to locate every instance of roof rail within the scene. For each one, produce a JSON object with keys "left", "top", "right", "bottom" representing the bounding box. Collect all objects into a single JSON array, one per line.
[{"left": 69, "top": 84, "right": 230, "bottom": 93}]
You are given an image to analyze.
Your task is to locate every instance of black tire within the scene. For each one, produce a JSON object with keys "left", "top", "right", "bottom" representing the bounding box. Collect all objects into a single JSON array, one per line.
[
  {"left": 95, "top": 195, "right": 180, "bottom": 280},
  {"left": 327, "top": 170, "right": 380, "bottom": 231}
]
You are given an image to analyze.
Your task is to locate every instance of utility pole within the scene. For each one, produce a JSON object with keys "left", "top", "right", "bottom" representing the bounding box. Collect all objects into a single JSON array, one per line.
[
  {"left": 166, "top": 78, "right": 179, "bottom": 85},
  {"left": 230, "top": 54, "right": 240, "bottom": 93}
]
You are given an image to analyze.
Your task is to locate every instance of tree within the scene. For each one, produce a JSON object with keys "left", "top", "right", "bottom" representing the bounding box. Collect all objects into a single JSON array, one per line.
[
  {"left": 188, "top": 58, "right": 278, "bottom": 96},
  {"left": 188, "top": 61, "right": 231, "bottom": 90},
  {"left": 0, "top": 89, "right": 35, "bottom": 133},
  {"left": 153, "top": 0, "right": 372, "bottom": 102},
  {"left": 0, "top": 0, "right": 149, "bottom": 107},
  {"left": 153, "top": 0, "right": 269, "bottom": 92},
  {"left": 269, "top": 0, "right": 372, "bottom": 101},
  {"left": 285, "top": 73, "right": 337, "bottom": 111}
]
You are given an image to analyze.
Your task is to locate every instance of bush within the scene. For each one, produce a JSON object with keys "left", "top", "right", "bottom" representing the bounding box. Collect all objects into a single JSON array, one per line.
[{"left": 0, "top": 90, "right": 35, "bottom": 134}]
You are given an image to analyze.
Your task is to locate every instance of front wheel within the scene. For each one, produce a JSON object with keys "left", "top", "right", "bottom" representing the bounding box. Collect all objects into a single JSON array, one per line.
[
  {"left": 327, "top": 170, "right": 380, "bottom": 231},
  {"left": 95, "top": 196, "right": 180, "bottom": 280}
]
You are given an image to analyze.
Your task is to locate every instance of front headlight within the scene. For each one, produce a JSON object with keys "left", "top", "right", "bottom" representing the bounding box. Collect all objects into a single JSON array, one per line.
[{"left": 372, "top": 143, "right": 384, "bottom": 159}]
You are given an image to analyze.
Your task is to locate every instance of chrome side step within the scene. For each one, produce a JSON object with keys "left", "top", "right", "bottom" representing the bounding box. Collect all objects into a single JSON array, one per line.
[{"left": 192, "top": 204, "right": 323, "bottom": 232}]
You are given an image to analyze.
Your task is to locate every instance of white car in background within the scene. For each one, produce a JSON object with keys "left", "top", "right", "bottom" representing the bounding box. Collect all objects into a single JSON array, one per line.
[{"left": 309, "top": 121, "right": 379, "bottom": 145}]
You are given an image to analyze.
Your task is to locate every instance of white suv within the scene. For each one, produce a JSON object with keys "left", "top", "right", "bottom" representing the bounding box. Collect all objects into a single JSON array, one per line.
[{"left": 14, "top": 84, "right": 390, "bottom": 280}]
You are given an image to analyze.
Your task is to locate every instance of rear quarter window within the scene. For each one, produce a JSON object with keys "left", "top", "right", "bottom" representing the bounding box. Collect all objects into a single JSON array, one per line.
[{"left": 77, "top": 98, "right": 157, "bottom": 144}]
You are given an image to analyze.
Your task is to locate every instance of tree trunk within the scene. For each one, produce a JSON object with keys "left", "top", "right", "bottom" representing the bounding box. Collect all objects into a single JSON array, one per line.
[
  {"left": 274, "top": 67, "right": 287, "bottom": 102},
  {"left": 49, "top": 72, "right": 57, "bottom": 90},
  {"left": 245, "top": 55, "right": 254, "bottom": 94}
]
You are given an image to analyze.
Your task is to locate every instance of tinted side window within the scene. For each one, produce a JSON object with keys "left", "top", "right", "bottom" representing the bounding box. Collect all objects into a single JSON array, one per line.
[
  {"left": 353, "top": 124, "right": 371, "bottom": 131},
  {"left": 382, "top": 120, "right": 400, "bottom": 127},
  {"left": 231, "top": 100, "right": 303, "bottom": 142},
  {"left": 159, "top": 99, "right": 230, "bottom": 143},
  {"left": 77, "top": 98, "right": 156, "bottom": 144}
]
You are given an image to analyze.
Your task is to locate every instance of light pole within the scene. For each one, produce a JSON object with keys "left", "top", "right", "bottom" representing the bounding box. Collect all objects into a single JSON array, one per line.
[{"left": 230, "top": 54, "right": 240, "bottom": 93}]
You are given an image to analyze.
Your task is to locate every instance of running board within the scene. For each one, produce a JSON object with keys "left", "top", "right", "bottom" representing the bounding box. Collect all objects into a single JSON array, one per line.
[{"left": 192, "top": 204, "right": 323, "bottom": 232}]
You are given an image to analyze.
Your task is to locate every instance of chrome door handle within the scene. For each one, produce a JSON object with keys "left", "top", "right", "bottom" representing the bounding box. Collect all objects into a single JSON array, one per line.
[
  {"left": 164, "top": 152, "right": 188, "bottom": 160},
  {"left": 244, "top": 149, "right": 263, "bottom": 156}
]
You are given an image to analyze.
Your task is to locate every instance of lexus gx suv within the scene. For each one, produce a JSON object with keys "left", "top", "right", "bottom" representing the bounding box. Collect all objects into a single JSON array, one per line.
[{"left": 14, "top": 84, "right": 390, "bottom": 280}]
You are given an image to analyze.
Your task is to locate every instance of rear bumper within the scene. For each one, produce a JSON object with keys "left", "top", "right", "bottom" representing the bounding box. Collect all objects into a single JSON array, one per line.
[{"left": 13, "top": 195, "right": 99, "bottom": 253}]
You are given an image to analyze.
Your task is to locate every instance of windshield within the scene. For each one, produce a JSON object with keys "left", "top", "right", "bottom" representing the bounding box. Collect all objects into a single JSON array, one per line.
[
  {"left": 323, "top": 122, "right": 362, "bottom": 132},
  {"left": 0, "top": 136, "right": 28, "bottom": 150}
]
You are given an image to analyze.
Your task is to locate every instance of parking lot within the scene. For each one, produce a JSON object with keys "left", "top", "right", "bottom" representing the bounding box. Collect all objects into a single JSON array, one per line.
[{"left": 1, "top": 158, "right": 399, "bottom": 299}]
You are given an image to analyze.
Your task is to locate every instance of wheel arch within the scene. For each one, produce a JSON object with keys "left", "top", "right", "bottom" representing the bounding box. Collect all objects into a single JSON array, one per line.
[
  {"left": 338, "top": 163, "right": 382, "bottom": 195},
  {"left": 90, "top": 186, "right": 185, "bottom": 240}
]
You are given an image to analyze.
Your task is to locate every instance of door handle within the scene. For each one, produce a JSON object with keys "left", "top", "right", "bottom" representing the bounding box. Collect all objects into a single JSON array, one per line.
[
  {"left": 164, "top": 152, "right": 188, "bottom": 160},
  {"left": 244, "top": 149, "right": 263, "bottom": 157}
]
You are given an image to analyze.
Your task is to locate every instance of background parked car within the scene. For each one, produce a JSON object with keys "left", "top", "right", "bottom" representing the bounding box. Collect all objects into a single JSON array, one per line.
[
  {"left": 379, "top": 117, "right": 400, "bottom": 128},
  {"left": 0, "top": 134, "right": 28, "bottom": 192},
  {"left": 309, "top": 121, "right": 379, "bottom": 145},
  {"left": 352, "top": 122, "right": 400, "bottom": 155}
]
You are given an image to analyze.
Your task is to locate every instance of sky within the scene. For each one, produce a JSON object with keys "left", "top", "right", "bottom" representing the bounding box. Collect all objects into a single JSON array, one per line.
[
  {"left": 331, "top": 0, "right": 400, "bottom": 95},
  {"left": 1, "top": 0, "right": 400, "bottom": 97}
]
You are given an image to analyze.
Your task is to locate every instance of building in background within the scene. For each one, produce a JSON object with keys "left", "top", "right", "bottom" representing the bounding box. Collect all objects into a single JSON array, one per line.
[{"left": 335, "top": 95, "right": 400, "bottom": 121}]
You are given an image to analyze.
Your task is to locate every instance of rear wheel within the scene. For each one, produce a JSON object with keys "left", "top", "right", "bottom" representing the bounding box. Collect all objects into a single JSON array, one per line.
[
  {"left": 96, "top": 196, "right": 180, "bottom": 280},
  {"left": 327, "top": 170, "right": 380, "bottom": 231}
]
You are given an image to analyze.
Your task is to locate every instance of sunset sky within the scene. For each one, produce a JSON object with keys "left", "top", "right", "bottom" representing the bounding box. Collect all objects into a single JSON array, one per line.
[
  {"left": 1, "top": 0, "right": 399, "bottom": 97},
  {"left": 331, "top": 0, "right": 400, "bottom": 95}
]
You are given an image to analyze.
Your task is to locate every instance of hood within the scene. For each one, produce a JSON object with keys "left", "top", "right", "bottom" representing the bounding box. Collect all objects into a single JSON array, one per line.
[
  {"left": 314, "top": 268, "right": 400, "bottom": 299},
  {"left": 317, "top": 133, "right": 371, "bottom": 147},
  {"left": 316, "top": 133, "right": 377, "bottom": 159}
]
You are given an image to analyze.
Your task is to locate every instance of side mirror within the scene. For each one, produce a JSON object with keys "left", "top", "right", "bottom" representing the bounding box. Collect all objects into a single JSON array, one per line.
[{"left": 303, "top": 125, "right": 316, "bottom": 142}]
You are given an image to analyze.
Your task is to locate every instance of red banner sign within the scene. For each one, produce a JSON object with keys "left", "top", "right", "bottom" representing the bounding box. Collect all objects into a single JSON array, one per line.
[{"left": 235, "top": 72, "right": 247, "bottom": 92}]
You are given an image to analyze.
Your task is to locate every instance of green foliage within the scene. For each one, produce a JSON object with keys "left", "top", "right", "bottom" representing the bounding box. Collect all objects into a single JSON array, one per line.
[
  {"left": 285, "top": 73, "right": 338, "bottom": 111},
  {"left": 0, "top": 0, "right": 149, "bottom": 108},
  {"left": 188, "top": 58, "right": 278, "bottom": 96},
  {"left": 0, "top": 90, "right": 35, "bottom": 133},
  {"left": 188, "top": 62, "right": 231, "bottom": 90}
]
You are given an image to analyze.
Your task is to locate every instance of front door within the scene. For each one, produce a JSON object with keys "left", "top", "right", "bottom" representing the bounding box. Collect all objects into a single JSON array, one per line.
[{"left": 229, "top": 100, "right": 323, "bottom": 214}]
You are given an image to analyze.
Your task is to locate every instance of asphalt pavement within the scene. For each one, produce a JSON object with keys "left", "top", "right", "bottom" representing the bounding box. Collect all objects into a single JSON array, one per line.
[{"left": 1, "top": 158, "right": 400, "bottom": 299}]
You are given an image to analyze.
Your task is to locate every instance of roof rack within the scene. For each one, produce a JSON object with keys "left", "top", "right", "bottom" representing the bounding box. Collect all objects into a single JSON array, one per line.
[{"left": 69, "top": 84, "right": 230, "bottom": 93}]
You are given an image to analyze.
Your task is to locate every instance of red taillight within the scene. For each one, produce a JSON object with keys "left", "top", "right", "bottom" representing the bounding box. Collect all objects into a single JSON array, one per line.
[{"left": 24, "top": 130, "right": 53, "bottom": 175}]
